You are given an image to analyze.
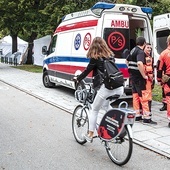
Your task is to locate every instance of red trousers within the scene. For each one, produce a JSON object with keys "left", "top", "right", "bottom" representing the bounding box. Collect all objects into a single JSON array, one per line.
[{"left": 132, "top": 79, "right": 151, "bottom": 119}]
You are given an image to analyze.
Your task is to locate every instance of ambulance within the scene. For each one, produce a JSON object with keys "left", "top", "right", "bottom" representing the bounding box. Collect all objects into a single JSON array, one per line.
[
  {"left": 42, "top": 1, "right": 153, "bottom": 95},
  {"left": 153, "top": 13, "right": 170, "bottom": 66}
]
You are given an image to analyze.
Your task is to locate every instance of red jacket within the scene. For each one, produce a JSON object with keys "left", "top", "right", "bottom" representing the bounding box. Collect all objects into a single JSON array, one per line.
[{"left": 157, "top": 46, "right": 170, "bottom": 82}]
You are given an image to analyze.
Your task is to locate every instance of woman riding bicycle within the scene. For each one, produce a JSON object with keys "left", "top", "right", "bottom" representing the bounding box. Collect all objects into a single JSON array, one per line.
[{"left": 74, "top": 37, "right": 124, "bottom": 142}]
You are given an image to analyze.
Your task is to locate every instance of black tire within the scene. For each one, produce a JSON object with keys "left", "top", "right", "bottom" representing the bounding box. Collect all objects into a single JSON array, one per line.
[
  {"left": 105, "top": 126, "right": 133, "bottom": 166},
  {"left": 72, "top": 105, "right": 89, "bottom": 144},
  {"left": 42, "top": 71, "right": 55, "bottom": 88}
]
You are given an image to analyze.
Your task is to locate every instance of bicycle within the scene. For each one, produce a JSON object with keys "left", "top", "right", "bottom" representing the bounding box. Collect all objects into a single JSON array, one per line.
[{"left": 72, "top": 82, "right": 136, "bottom": 166}]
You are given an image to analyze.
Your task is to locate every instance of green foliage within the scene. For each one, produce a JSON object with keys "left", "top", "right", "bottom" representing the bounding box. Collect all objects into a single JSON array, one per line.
[
  {"left": 135, "top": 28, "right": 143, "bottom": 37},
  {"left": 0, "top": 0, "right": 24, "bottom": 35},
  {"left": 151, "top": 0, "right": 170, "bottom": 16}
]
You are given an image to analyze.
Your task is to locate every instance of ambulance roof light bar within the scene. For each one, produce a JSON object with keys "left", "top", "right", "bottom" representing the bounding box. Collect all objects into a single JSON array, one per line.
[
  {"left": 141, "top": 7, "right": 153, "bottom": 19},
  {"left": 91, "top": 2, "right": 153, "bottom": 19}
]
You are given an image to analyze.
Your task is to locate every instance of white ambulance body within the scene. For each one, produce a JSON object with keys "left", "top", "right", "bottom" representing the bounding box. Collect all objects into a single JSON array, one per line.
[
  {"left": 42, "top": 2, "right": 153, "bottom": 95},
  {"left": 153, "top": 13, "right": 170, "bottom": 66}
]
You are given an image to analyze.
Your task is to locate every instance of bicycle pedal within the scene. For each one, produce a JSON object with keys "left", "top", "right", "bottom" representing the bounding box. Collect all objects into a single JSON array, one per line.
[{"left": 93, "top": 135, "right": 98, "bottom": 139}]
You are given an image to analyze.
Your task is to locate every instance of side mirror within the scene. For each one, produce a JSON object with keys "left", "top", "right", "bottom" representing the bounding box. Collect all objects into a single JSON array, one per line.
[{"left": 42, "top": 46, "right": 47, "bottom": 55}]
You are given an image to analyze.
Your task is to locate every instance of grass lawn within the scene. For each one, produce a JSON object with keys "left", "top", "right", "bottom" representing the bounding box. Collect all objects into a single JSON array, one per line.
[
  {"left": 11, "top": 64, "right": 43, "bottom": 73},
  {"left": 152, "top": 84, "right": 162, "bottom": 102}
]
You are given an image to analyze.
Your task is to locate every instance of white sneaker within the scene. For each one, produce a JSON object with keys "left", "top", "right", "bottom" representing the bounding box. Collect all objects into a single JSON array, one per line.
[{"left": 84, "top": 134, "right": 93, "bottom": 143}]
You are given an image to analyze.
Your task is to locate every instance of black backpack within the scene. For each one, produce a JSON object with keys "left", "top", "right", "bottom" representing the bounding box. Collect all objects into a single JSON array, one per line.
[{"left": 102, "top": 58, "right": 124, "bottom": 90}]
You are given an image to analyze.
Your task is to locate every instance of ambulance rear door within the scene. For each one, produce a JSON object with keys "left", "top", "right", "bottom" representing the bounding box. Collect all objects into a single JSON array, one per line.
[{"left": 153, "top": 13, "right": 170, "bottom": 66}]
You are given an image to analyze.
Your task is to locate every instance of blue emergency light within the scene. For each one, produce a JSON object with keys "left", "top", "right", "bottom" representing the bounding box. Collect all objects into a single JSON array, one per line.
[
  {"left": 141, "top": 7, "right": 153, "bottom": 19},
  {"left": 141, "top": 7, "right": 153, "bottom": 14},
  {"left": 91, "top": 2, "right": 115, "bottom": 10}
]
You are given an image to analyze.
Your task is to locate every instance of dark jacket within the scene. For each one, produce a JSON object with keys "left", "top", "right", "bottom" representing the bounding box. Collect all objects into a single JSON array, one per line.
[
  {"left": 127, "top": 46, "right": 145, "bottom": 81},
  {"left": 77, "top": 58, "right": 104, "bottom": 89}
]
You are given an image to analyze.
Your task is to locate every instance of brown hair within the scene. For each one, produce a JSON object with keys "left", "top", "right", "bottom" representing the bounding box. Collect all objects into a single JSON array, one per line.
[{"left": 86, "top": 37, "right": 114, "bottom": 59}]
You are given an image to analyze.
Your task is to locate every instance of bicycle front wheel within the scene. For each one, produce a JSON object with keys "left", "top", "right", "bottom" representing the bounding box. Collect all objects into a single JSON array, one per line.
[
  {"left": 105, "top": 126, "right": 133, "bottom": 166},
  {"left": 72, "top": 105, "right": 89, "bottom": 144}
]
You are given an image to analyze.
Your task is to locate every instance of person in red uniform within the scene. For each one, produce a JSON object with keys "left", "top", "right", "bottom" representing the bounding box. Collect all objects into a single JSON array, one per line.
[
  {"left": 126, "top": 37, "right": 157, "bottom": 124},
  {"left": 157, "top": 35, "right": 170, "bottom": 127},
  {"left": 143, "top": 43, "right": 155, "bottom": 112}
]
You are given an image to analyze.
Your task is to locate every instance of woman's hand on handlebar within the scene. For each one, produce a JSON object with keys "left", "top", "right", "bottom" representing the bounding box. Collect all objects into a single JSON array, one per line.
[{"left": 72, "top": 76, "right": 79, "bottom": 83}]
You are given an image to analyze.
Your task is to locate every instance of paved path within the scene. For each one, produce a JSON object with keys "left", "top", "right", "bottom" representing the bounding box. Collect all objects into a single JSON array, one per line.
[{"left": 0, "top": 63, "right": 170, "bottom": 159}]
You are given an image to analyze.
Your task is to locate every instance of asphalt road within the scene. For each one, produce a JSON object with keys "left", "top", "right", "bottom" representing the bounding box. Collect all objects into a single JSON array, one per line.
[{"left": 0, "top": 81, "right": 170, "bottom": 170}]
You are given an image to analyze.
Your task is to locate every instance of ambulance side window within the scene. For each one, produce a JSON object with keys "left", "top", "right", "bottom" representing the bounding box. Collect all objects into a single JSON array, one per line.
[
  {"left": 48, "top": 35, "right": 57, "bottom": 54},
  {"left": 156, "top": 30, "right": 170, "bottom": 54}
]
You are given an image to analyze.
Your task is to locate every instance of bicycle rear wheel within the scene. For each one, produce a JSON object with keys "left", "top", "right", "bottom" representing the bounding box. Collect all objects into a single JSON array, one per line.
[
  {"left": 105, "top": 126, "right": 133, "bottom": 166},
  {"left": 72, "top": 105, "right": 89, "bottom": 144}
]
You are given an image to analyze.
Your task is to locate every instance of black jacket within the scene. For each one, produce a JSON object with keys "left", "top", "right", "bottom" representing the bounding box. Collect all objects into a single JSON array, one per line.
[
  {"left": 127, "top": 46, "right": 145, "bottom": 81},
  {"left": 77, "top": 58, "right": 104, "bottom": 89}
]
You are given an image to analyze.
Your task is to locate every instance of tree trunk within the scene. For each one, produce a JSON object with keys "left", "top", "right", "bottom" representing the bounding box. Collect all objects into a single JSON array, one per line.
[
  {"left": 11, "top": 34, "right": 18, "bottom": 54},
  {"left": 26, "top": 42, "right": 33, "bottom": 64},
  {"left": 26, "top": 32, "right": 37, "bottom": 64}
]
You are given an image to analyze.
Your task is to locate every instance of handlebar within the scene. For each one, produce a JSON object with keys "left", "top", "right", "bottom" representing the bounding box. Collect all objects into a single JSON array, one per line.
[{"left": 72, "top": 76, "right": 92, "bottom": 87}]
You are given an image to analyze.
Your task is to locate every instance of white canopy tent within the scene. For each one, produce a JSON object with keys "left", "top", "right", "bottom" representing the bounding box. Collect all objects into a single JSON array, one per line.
[
  {"left": 0, "top": 35, "right": 28, "bottom": 56},
  {"left": 33, "top": 35, "right": 51, "bottom": 66}
]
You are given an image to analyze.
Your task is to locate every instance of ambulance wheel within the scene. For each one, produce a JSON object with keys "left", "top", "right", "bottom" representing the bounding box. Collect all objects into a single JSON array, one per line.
[
  {"left": 76, "top": 81, "right": 85, "bottom": 90},
  {"left": 43, "top": 71, "right": 55, "bottom": 88}
]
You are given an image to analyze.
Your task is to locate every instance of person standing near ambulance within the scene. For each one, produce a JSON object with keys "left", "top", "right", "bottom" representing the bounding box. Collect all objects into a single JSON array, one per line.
[
  {"left": 157, "top": 35, "right": 170, "bottom": 128},
  {"left": 143, "top": 43, "right": 155, "bottom": 112},
  {"left": 126, "top": 37, "right": 157, "bottom": 124}
]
